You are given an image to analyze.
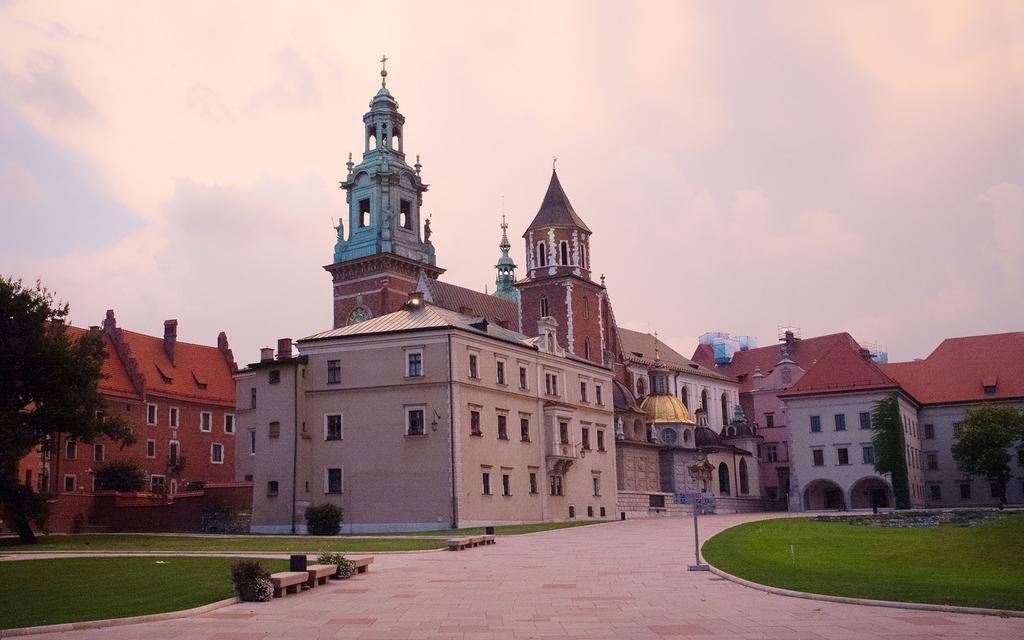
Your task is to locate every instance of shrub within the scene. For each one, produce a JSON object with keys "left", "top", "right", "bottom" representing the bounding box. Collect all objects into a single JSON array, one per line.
[
  {"left": 231, "top": 560, "right": 273, "bottom": 602},
  {"left": 317, "top": 551, "right": 354, "bottom": 579},
  {"left": 184, "top": 480, "right": 206, "bottom": 492},
  {"left": 94, "top": 461, "right": 145, "bottom": 492},
  {"left": 305, "top": 503, "right": 342, "bottom": 536}
]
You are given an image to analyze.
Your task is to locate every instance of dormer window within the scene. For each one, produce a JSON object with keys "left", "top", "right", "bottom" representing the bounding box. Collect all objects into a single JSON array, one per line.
[{"left": 982, "top": 375, "right": 998, "bottom": 394}]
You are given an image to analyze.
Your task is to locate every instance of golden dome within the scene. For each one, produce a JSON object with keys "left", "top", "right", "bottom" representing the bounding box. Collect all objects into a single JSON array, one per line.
[{"left": 640, "top": 394, "right": 694, "bottom": 425}]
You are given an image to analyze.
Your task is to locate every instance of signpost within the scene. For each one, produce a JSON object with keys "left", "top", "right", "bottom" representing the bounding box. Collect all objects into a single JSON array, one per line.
[{"left": 675, "top": 491, "right": 715, "bottom": 571}]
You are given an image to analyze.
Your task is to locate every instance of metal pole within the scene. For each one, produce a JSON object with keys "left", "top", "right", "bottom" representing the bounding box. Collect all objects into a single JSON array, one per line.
[{"left": 687, "top": 494, "right": 709, "bottom": 571}]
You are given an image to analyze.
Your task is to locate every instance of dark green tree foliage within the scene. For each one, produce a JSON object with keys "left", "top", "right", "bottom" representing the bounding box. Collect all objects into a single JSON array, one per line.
[
  {"left": 871, "top": 396, "right": 910, "bottom": 509},
  {"left": 305, "top": 503, "right": 343, "bottom": 535},
  {"left": 0, "top": 277, "right": 135, "bottom": 543},
  {"left": 952, "top": 405, "right": 1024, "bottom": 507},
  {"left": 94, "top": 461, "right": 145, "bottom": 492}
]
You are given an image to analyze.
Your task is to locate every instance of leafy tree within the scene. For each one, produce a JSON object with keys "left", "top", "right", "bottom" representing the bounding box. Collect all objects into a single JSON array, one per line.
[
  {"left": 305, "top": 503, "right": 343, "bottom": 535},
  {"left": 952, "top": 405, "right": 1024, "bottom": 507},
  {"left": 871, "top": 395, "right": 910, "bottom": 509},
  {"left": 0, "top": 277, "right": 134, "bottom": 543},
  {"left": 94, "top": 460, "right": 145, "bottom": 492}
]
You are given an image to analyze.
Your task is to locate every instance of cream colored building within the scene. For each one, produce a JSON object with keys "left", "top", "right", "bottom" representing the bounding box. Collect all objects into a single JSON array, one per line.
[{"left": 235, "top": 293, "right": 617, "bottom": 533}]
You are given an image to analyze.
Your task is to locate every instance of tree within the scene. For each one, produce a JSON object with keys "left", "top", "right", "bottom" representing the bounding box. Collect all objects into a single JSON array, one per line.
[
  {"left": 871, "top": 395, "right": 910, "bottom": 509},
  {"left": 0, "top": 277, "right": 134, "bottom": 543},
  {"left": 94, "top": 461, "right": 145, "bottom": 492},
  {"left": 952, "top": 405, "right": 1024, "bottom": 507}
]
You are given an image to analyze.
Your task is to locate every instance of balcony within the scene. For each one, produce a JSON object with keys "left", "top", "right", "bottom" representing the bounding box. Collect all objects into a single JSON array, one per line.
[{"left": 168, "top": 455, "right": 186, "bottom": 472}]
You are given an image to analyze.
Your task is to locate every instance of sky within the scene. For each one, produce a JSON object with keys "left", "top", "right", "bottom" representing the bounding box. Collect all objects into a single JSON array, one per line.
[{"left": 1, "top": 0, "right": 1022, "bottom": 365}]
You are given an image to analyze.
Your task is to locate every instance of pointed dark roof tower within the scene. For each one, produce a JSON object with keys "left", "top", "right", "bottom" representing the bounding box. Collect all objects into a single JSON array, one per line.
[{"left": 524, "top": 169, "right": 591, "bottom": 235}]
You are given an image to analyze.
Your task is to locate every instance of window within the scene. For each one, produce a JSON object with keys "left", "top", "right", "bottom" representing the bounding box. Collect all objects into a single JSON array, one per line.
[
  {"left": 924, "top": 423, "right": 935, "bottom": 439},
  {"left": 856, "top": 412, "right": 870, "bottom": 430},
  {"left": 400, "top": 199, "right": 412, "bottom": 229},
  {"left": 837, "top": 447, "right": 849, "bottom": 465},
  {"left": 327, "top": 360, "right": 341, "bottom": 384},
  {"left": 990, "top": 483, "right": 1004, "bottom": 499},
  {"left": 764, "top": 413, "right": 775, "bottom": 429},
  {"left": 407, "top": 408, "right": 425, "bottom": 436},
  {"left": 469, "top": 354, "right": 479, "bottom": 378},
  {"left": 248, "top": 430, "right": 256, "bottom": 455},
  {"left": 539, "top": 297, "right": 549, "bottom": 317},
  {"left": 147, "top": 403, "right": 158, "bottom": 425},
  {"left": 482, "top": 472, "right": 491, "bottom": 495},
  {"left": 268, "top": 370, "right": 280, "bottom": 384},
  {"left": 766, "top": 444, "right": 779, "bottom": 462},
  {"left": 834, "top": 414, "right": 846, "bottom": 431},
  {"left": 960, "top": 483, "right": 971, "bottom": 500},
  {"left": 497, "top": 414, "right": 508, "bottom": 440},
  {"left": 559, "top": 421, "right": 569, "bottom": 444},
  {"left": 65, "top": 439, "right": 77, "bottom": 460},
  {"left": 559, "top": 240, "right": 569, "bottom": 265},
  {"left": 592, "top": 475, "right": 601, "bottom": 496},
  {"left": 267, "top": 481, "right": 279, "bottom": 496},
  {"left": 326, "top": 467, "right": 343, "bottom": 494},
  {"left": 520, "top": 417, "right": 530, "bottom": 442},
  {"left": 545, "top": 373, "right": 559, "bottom": 396},
  {"left": 929, "top": 484, "right": 942, "bottom": 501},
  {"left": 224, "top": 413, "right": 235, "bottom": 434},
  {"left": 496, "top": 360, "right": 506, "bottom": 385},
  {"left": 550, "top": 475, "right": 563, "bottom": 496},
  {"left": 200, "top": 411, "right": 212, "bottom": 432},
  {"left": 325, "top": 414, "right": 343, "bottom": 440},
  {"left": 502, "top": 474, "right": 511, "bottom": 496},
  {"left": 810, "top": 415, "right": 821, "bottom": 433},
  {"left": 470, "top": 410, "right": 482, "bottom": 436},
  {"left": 93, "top": 443, "right": 105, "bottom": 462},
  {"left": 250, "top": 387, "right": 257, "bottom": 409},
  {"left": 519, "top": 366, "right": 528, "bottom": 390},
  {"left": 537, "top": 242, "right": 547, "bottom": 267},
  {"left": 718, "top": 462, "right": 731, "bottom": 495},
  {"left": 580, "top": 381, "right": 588, "bottom": 402},
  {"left": 211, "top": 443, "right": 224, "bottom": 463},
  {"left": 583, "top": 297, "right": 590, "bottom": 319},
  {"left": 169, "top": 441, "right": 180, "bottom": 465},
  {"left": 595, "top": 384, "right": 603, "bottom": 405},
  {"left": 359, "top": 198, "right": 370, "bottom": 227},
  {"left": 926, "top": 453, "right": 938, "bottom": 470},
  {"left": 581, "top": 427, "right": 591, "bottom": 450},
  {"left": 953, "top": 421, "right": 963, "bottom": 437},
  {"left": 597, "top": 429, "right": 605, "bottom": 451},
  {"left": 862, "top": 445, "right": 874, "bottom": 464},
  {"left": 269, "top": 421, "right": 281, "bottom": 438},
  {"left": 812, "top": 449, "right": 824, "bottom": 466},
  {"left": 406, "top": 350, "right": 423, "bottom": 377},
  {"left": 146, "top": 439, "right": 156, "bottom": 458},
  {"left": 739, "top": 459, "right": 750, "bottom": 495},
  {"left": 64, "top": 474, "right": 76, "bottom": 492},
  {"left": 169, "top": 407, "right": 179, "bottom": 428},
  {"left": 529, "top": 472, "right": 538, "bottom": 494}
]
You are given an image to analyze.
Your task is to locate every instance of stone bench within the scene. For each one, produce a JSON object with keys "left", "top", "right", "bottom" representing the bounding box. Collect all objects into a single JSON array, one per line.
[
  {"left": 447, "top": 535, "right": 497, "bottom": 550},
  {"left": 270, "top": 571, "right": 309, "bottom": 598},
  {"left": 350, "top": 556, "right": 374, "bottom": 574},
  {"left": 482, "top": 534, "right": 496, "bottom": 545},
  {"left": 306, "top": 563, "right": 337, "bottom": 587}
]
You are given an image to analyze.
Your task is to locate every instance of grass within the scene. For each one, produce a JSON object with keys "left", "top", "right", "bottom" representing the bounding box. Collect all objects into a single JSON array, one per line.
[
  {"left": 702, "top": 514, "right": 1024, "bottom": 611},
  {"left": 0, "top": 556, "right": 289, "bottom": 630},
  {"left": 0, "top": 534, "right": 446, "bottom": 553}
]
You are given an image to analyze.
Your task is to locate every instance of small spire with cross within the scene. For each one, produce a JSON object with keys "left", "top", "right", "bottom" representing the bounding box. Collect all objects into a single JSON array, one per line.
[
  {"left": 380, "top": 54, "right": 389, "bottom": 86},
  {"left": 552, "top": 155, "right": 558, "bottom": 171}
]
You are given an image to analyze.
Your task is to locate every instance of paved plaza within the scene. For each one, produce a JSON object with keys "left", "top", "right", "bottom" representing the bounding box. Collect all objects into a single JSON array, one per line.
[{"left": 17, "top": 513, "right": 1024, "bottom": 639}]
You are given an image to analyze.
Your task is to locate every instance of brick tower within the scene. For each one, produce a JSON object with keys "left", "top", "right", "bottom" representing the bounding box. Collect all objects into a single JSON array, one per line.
[
  {"left": 517, "top": 168, "right": 608, "bottom": 365},
  {"left": 326, "top": 61, "right": 443, "bottom": 327}
]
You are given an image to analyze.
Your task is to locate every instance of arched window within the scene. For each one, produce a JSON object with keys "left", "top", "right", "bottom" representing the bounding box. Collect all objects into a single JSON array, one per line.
[
  {"left": 721, "top": 392, "right": 728, "bottom": 426},
  {"left": 539, "top": 297, "right": 549, "bottom": 318},
  {"left": 636, "top": 377, "right": 647, "bottom": 397},
  {"left": 559, "top": 241, "right": 569, "bottom": 265},
  {"left": 739, "top": 459, "right": 749, "bottom": 495},
  {"left": 580, "top": 243, "right": 587, "bottom": 269},
  {"left": 583, "top": 337, "right": 591, "bottom": 359},
  {"left": 680, "top": 386, "right": 688, "bottom": 409},
  {"left": 718, "top": 462, "right": 731, "bottom": 496},
  {"left": 582, "top": 297, "right": 590, "bottom": 319},
  {"left": 701, "top": 389, "right": 709, "bottom": 412},
  {"left": 537, "top": 242, "right": 547, "bottom": 267}
]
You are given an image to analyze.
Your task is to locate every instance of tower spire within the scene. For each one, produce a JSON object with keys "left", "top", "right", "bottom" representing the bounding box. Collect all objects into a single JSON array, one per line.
[
  {"left": 380, "top": 54, "right": 389, "bottom": 87},
  {"left": 494, "top": 212, "right": 518, "bottom": 301}
]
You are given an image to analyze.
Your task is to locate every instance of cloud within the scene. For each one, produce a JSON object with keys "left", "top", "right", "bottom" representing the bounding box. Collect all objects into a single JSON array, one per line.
[{"left": 1, "top": 53, "right": 94, "bottom": 120}]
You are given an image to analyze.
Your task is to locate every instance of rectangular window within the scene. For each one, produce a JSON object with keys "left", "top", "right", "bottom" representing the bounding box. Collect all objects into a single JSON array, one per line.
[
  {"left": 169, "top": 407, "right": 179, "bottom": 428},
  {"left": 581, "top": 427, "right": 591, "bottom": 450},
  {"left": 150, "top": 475, "right": 165, "bottom": 493},
  {"left": 211, "top": 443, "right": 224, "bottom": 463},
  {"left": 960, "top": 483, "right": 971, "bottom": 500},
  {"left": 519, "top": 366, "right": 528, "bottom": 390},
  {"left": 496, "top": 360, "right": 506, "bottom": 385},
  {"left": 597, "top": 429, "right": 606, "bottom": 452},
  {"left": 65, "top": 439, "right": 77, "bottom": 460},
  {"left": 502, "top": 473, "right": 511, "bottom": 496},
  {"left": 64, "top": 474, "right": 76, "bottom": 492},
  {"left": 407, "top": 408, "right": 425, "bottom": 436},
  {"left": 766, "top": 444, "right": 779, "bottom": 462},
  {"left": 250, "top": 387, "right": 257, "bottom": 409},
  {"left": 559, "top": 421, "right": 569, "bottom": 444},
  {"left": 765, "top": 412, "right": 775, "bottom": 429},
  {"left": 549, "top": 475, "right": 563, "bottom": 496},
  {"left": 325, "top": 414, "right": 343, "bottom": 440},
  {"left": 469, "top": 354, "right": 479, "bottom": 378},
  {"left": 326, "top": 467, "right": 343, "bottom": 494},
  {"left": 200, "top": 411, "right": 212, "bottom": 432},
  {"left": 520, "top": 417, "right": 530, "bottom": 442},
  {"left": 922, "top": 423, "right": 934, "bottom": 439},
  {"left": 580, "top": 381, "right": 588, "bottom": 402},
  {"left": 406, "top": 351, "right": 423, "bottom": 377},
  {"left": 269, "top": 421, "right": 281, "bottom": 438},
  {"left": 327, "top": 360, "right": 341, "bottom": 385},
  {"left": 810, "top": 415, "right": 821, "bottom": 433},
  {"left": 837, "top": 447, "right": 849, "bottom": 465},
  {"left": 169, "top": 441, "right": 180, "bottom": 465},
  {"left": 93, "top": 443, "right": 105, "bottom": 462},
  {"left": 248, "top": 430, "right": 256, "bottom": 455},
  {"left": 953, "top": 421, "right": 964, "bottom": 437},
  {"left": 529, "top": 472, "right": 538, "bottom": 494},
  {"left": 812, "top": 449, "right": 824, "bottom": 466},
  {"left": 497, "top": 414, "right": 508, "bottom": 440},
  {"left": 146, "top": 439, "right": 156, "bottom": 458},
  {"left": 595, "top": 384, "right": 603, "bottom": 405},
  {"left": 147, "top": 403, "right": 158, "bottom": 425},
  {"left": 859, "top": 412, "right": 871, "bottom": 430},
  {"left": 540, "top": 298, "right": 549, "bottom": 317},
  {"left": 224, "top": 414, "right": 235, "bottom": 434},
  {"left": 358, "top": 198, "right": 370, "bottom": 227},
  {"left": 268, "top": 370, "right": 280, "bottom": 384},
  {"left": 592, "top": 475, "right": 601, "bottom": 496},
  {"left": 862, "top": 445, "right": 874, "bottom": 464},
  {"left": 545, "top": 373, "right": 558, "bottom": 396},
  {"left": 990, "top": 483, "right": 1005, "bottom": 499},
  {"left": 482, "top": 472, "right": 491, "bottom": 495},
  {"left": 267, "top": 480, "right": 279, "bottom": 496},
  {"left": 929, "top": 484, "right": 942, "bottom": 501},
  {"left": 834, "top": 414, "right": 846, "bottom": 431},
  {"left": 470, "top": 410, "right": 481, "bottom": 436},
  {"left": 926, "top": 453, "right": 938, "bottom": 470}
]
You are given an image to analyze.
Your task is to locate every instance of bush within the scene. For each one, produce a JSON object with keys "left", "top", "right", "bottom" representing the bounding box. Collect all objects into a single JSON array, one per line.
[
  {"left": 317, "top": 551, "right": 354, "bottom": 579},
  {"left": 184, "top": 480, "right": 206, "bottom": 492},
  {"left": 305, "top": 503, "right": 342, "bottom": 536},
  {"left": 231, "top": 560, "right": 273, "bottom": 602},
  {"left": 94, "top": 461, "right": 145, "bottom": 492}
]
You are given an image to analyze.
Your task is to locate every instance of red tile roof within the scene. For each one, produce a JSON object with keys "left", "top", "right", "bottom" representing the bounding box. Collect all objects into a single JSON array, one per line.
[
  {"left": 523, "top": 170, "right": 591, "bottom": 234},
  {"left": 118, "top": 329, "right": 235, "bottom": 405},
  {"left": 779, "top": 341, "right": 900, "bottom": 398},
  {"left": 64, "top": 326, "right": 141, "bottom": 401},
  {"left": 881, "top": 332, "right": 1024, "bottom": 405},
  {"left": 423, "top": 279, "right": 518, "bottom": 329}
]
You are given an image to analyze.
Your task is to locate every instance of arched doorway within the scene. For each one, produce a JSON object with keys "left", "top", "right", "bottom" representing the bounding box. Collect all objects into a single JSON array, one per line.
[
  {"left": 739, "top": 459, "right": 749, "bottom": 495},
  {"left": 850, "top": 476, "right": 893, "bottom": 510},
  {"left": 718, "top": 462, "right": 731, "bottom": 495},
  {"left": 803, "top": 479, "right": 845, "bottom": 510}
]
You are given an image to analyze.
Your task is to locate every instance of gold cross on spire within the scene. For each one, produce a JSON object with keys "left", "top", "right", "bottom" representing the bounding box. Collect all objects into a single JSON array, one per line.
[
  {"left": 552, "top": 155, "right": 558, "bottom": 171},
  {"left": 380, "top": 55, "right": 389, "bottom": 86}
]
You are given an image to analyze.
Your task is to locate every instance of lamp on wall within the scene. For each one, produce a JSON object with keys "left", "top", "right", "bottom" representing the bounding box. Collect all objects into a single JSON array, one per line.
[{"left": 431, "top": 410, "right": 442, "bottom": 432}]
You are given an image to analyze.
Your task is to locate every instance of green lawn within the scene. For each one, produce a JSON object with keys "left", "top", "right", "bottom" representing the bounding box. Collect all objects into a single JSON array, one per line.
[
  {"left": 702, "top": 514, "right": 1024, "bottom": 611},
  {"left": 0, "top": 534, "right": 445, "bottom": 553},
  {"left": 0, "top": 556, "right": 289, "bottom": 630}
]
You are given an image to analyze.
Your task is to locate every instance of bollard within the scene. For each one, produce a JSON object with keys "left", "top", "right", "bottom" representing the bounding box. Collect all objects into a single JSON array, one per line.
[
  {"left": 290, "top": 554, "right": 307, "bottom": 572},
  {"left": 485, "top": 526, "right": 495, "bottom": 535}
]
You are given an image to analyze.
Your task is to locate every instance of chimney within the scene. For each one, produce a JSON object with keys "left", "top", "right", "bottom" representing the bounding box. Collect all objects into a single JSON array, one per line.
[
  {"left": 163, "top": 319, "right": 178, "bottom": 364},
  {"left": 88, "top": 325, "right": 100, "bottom": 336},
  {"left": 406, "top": 291, "right": 425, "bottom": 309},
  {"left": 260, "top": 347, "right": 275, "bottom": 363},
  {"left": 277, "top": 338, "right": 293, "bottom": 360},
  {"left": 103, "top": 309, "right": 117, "bottom": 333}
]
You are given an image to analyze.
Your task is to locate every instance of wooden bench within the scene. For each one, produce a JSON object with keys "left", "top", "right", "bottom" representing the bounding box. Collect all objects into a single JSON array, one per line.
[
  {"left": 349, "top": 556, "right": 374, "bottom": 574},
  {"left": 270, "top": 571, "right": 309, "bottom": 598},
  {"left": 305, "top": 563, "right": 336, "bottom": 587}
]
